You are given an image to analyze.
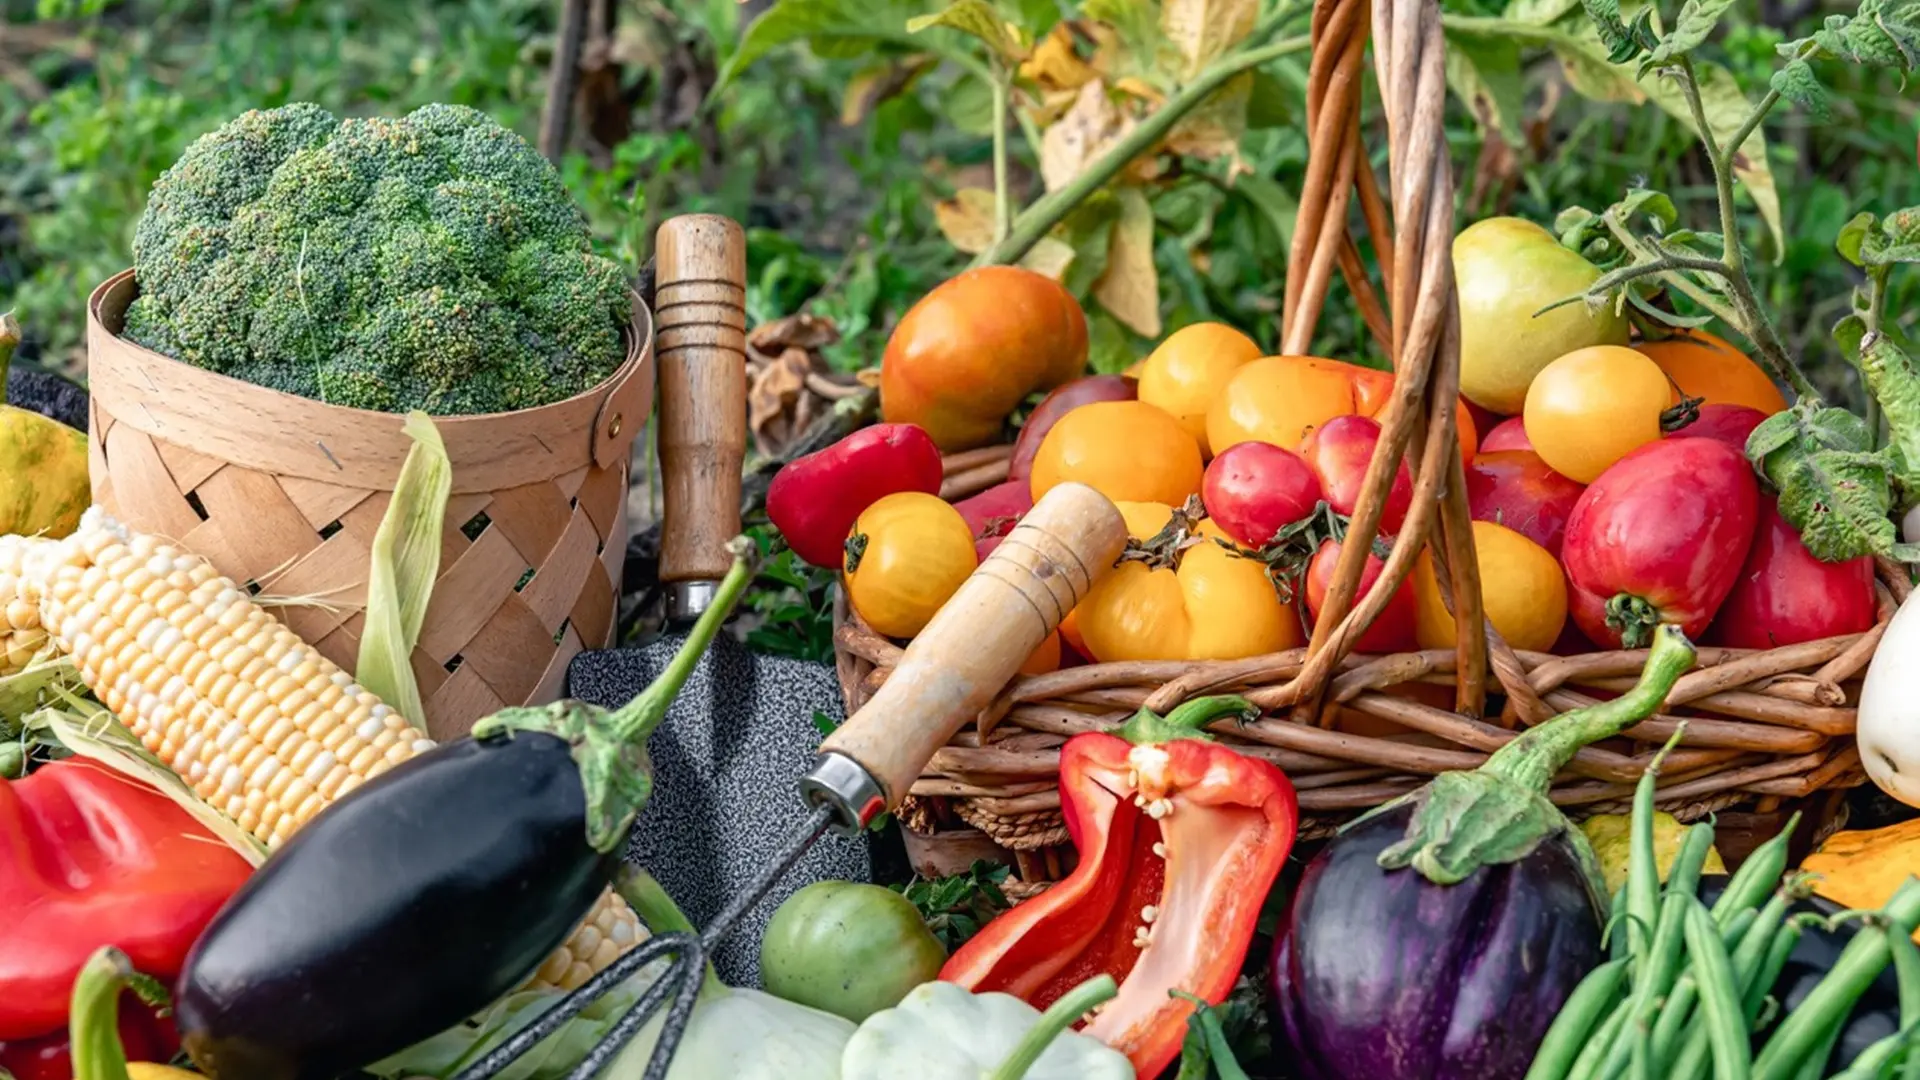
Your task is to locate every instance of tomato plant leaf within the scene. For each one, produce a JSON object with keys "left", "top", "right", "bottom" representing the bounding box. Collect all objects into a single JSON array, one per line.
[
  {"left": 1161, "top": 0, "right": 1260, "bottom": 80},
  {"left": 1444, "top": 26, "right": 1529, "bottom": 146},
  {"left": 1770, "top": 57, "right": 1834, "bottom": 121},
  {"left": 717, "top": 0, "right": 979, "bottom": 95},
  {"left": 1019, "top": 235, "right": 1078, "bottom": 279},
  {"left": 933, "top": 187, "right": 1000, "bottom": 254},
  {"left": 1093, "top": 185, "right": 1162, "bottom": 338},
  {"left": 1505, "top": 0, "right": 1586, "bottom": 25},
  {"left": 907, "top": 0, "right": 1027, "bottom": 61},
  {"left": 1058, "top": 190, "right": 1122, "bottom": 295},
  {"left": 1838, "top": 210, "right": 1881, "bottom": 268},
  {"left": 1231, "top": 172, "right": 1299, "bottom": 255},
  {"left": 1645, "top": 0, "right": 1737, "bottom": 65},
  {"left": 1749, "top": 401, "right": 1907, "bottom": 563}
]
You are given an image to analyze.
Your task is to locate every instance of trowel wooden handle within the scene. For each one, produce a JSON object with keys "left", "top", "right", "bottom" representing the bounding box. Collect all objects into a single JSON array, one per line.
[
  {"left": 822, "top": 482, "right": 1129, "bottom": 807},
  {"left": 655, "top": 214, "right": 748, "bottom": 586}
]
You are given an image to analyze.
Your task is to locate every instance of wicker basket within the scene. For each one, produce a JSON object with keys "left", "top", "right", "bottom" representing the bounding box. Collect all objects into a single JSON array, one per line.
[
  {"left": 84, "top": 269, "right": 654, "bottom": 742},
  {"left": 836, "top": 0, "right": 1887, "bottom": 890}
]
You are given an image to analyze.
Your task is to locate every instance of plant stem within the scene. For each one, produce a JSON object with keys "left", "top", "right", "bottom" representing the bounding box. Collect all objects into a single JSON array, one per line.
[
  {"left": 68, "top": 946, "right": 136, "bottom": 1080},
  {"left": 974, "top": 32, "right": 1312, "bottom": 268},
  {"left": 991, "top": 60, "right": 1011, "bottom": 246},
  {"left": 0, "top": 310, "right": 18, "bottom": 385},
  {"left": 987, "top": 975, "right": 1118, "bottom": 1080},
  {"left": 606, "top": 542, "right": 757, "bottom": 744},
  {"left": 1602, "top": 214, "right": 1742, "bottom": 323},
  {"left": 614, "top": 865, "right": 725, "bottom": 1001},
  {"left": 1673, "top": 56, "right": 1817, "bottom": 403}
]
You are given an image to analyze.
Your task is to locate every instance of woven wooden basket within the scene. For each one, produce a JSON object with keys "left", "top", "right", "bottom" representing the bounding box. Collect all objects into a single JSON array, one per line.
[
  {"left": 835, "top": 0, "right": 1886, "bottom": 889},
  {"left": 84, "top": 269, "right": 654, "bottom": 742}
]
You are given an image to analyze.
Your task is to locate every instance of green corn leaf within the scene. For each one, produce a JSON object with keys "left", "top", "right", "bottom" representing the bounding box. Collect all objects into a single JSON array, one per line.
[{"left": 358, "top": 411, "right": 452, "bottom": 732}]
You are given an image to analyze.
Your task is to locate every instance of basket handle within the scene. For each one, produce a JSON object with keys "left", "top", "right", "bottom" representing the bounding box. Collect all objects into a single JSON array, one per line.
[
  {"left": 820, "top": 482, "right": 1128, "bottom": 809},
  {"left": 653, "top": 214, "right": 749, "bottom": 594},
  {"left": 589, "top": 293, "right": 657, "bottom": 470}
]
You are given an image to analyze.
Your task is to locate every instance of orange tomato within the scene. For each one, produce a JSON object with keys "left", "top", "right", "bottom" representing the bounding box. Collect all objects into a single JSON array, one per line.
[
  {"left": 1029, "top": 400, "right": 1204, "bottom": 505},
  {"left": 1206, "top": 356, "right": 1357, "bottom": 453},
  {"left": 844, "top": 492, "right": 978, "bottom": 638},
  {"left": 1523, "top": 345, "right": 1671, "bottom": 484},
  {"left": 1137, "top": 322, "right": 1262, "bottom": 455},
  {"left": 1019, "top": 631, "right": 1063, "bottom": 675},
  {"left": 1349, "top": 365, "right": 1480, "bottom": 465},
  {"left": 1075, "top": 501, "right": 1301, "bottom": 662},
  {"left": 1635, "top": 329, "right": 1789, "bottom": 415},
  {"left": 1412, "top": 520, "right": 1567, "bottom": 652},
  {"left": 880, "top": 266, "right": 1089, "bottom": 451},
  {"left": 1060, "top": 608, "right": 1089, "bottom": 658}
]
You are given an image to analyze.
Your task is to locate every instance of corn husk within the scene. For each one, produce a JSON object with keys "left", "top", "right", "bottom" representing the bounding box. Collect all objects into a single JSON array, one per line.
[{"left": 357, "top": 410, "right": 452, "bottom": 731}]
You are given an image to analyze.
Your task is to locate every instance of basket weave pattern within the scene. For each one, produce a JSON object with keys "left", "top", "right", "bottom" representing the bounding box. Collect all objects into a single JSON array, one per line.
[
  {"left": 836, "top": 0, "right": 1883, "bottom": 886},
  {"left": 85, "top": 270, "right": 654, "bottom": 741}
]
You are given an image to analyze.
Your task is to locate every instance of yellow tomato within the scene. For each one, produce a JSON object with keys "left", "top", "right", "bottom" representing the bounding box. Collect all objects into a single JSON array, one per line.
[
  {"left": 1206, "top": 355, "right": 1358, "bottom": 453},
  {"left": 1413, "top": 520, "right": 1567, "bottom": 652},
  {"left": 1523, "top": 345, "right": 1670, "bottom": 484},
  {"left": 1076, "top": 501, "right": 1301, "bottom": 662},
  {"left": 1029, "top": 400, "right": 1204, "bottom": 505},
  {"left": 1137, "top": 322, "right": 1262, "bottom": 455},
  {"left": 1019, "top": 630, "right": 1063, "bottom": 675},
  {"left": 845, "top": 492, "right": 978, "bottom": 638}
]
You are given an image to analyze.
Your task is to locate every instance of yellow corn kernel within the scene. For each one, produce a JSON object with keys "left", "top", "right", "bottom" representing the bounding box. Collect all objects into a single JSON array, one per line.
[{"left": 0, "top": 535, "right": 50, "bottom": 676}]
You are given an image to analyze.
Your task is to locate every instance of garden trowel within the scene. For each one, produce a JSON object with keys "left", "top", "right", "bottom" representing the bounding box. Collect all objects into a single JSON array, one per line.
[{"left": 565, "top": 213, "right": 869, "bottom": 988}]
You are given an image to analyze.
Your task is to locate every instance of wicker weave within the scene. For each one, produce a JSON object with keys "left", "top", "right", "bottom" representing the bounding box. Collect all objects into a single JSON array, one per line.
[
  {"left": 84, "top": 270, "right": 654, "bottom": 741},
  {"left": 835, "top": 0, "right": 1882, "bottom": 883}
]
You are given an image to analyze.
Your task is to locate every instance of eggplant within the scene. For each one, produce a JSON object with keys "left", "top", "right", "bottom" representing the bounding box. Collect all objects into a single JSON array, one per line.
[
  {"left": 1269, "top": 626, "right": 1697, "bottom": 1080},
  {"left": 175, "top": 543, "right": 757, "bottom": 1079},
  {"left": 1695, "top": 873, "right": 1902, "bottom": 1072}
]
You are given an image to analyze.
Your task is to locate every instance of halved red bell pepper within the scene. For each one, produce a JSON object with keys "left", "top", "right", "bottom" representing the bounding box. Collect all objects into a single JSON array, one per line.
[
  {"left": 0, "top": 758, "right": 253, "bottom": 1041},
  {"left": 939, "top": 696, "right": 1298, "bottom": 1078}
]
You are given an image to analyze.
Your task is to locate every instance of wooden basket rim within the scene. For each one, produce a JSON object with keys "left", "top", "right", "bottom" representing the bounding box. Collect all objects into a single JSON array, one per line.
[{"left": 85, "top": 268, "right": 655, "bottom": 494}]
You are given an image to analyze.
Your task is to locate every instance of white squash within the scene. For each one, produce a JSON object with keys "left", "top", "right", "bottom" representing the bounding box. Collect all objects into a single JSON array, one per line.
[
  {"left": 606, "top": 985, "right": 852, "bottom": 1079},
  {"left": 1858, "top": 587, "right": 1920, "bottom": 806},
  {"left": 839, "top": 979, "right": 1132, "bottom": 1080}
]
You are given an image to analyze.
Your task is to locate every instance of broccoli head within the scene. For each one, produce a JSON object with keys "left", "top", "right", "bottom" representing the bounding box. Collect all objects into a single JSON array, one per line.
[{"left": 125, "top": 103, "right": 631, "bottom": 416}]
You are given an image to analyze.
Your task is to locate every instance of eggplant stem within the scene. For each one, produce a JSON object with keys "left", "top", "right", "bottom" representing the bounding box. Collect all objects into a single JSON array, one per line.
[
  {"left": 605, "top": 540, "right": 760, "bottom": 746},
  {"left": 1115, "top": 694, "right": 1256, "bottom": 745},
  {"left": 1486, "top": 626, "right": 1696, "bottom": 793},
  {"left": 613, "top": 865, "right": 725, "bottom": 1001},
  {"left": 985, "top": 974, "right": 1118, "bottom": 1080}
]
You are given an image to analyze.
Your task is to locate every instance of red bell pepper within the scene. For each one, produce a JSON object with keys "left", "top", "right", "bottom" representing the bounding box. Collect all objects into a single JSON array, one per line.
[
  {"left": 939, "top": 696, "right": 1298, "bottom": 1079},
  {"left": 767, "top": 423, "right": 945, "bottom": 568},
  {"left": 0, "top": 759, "right": 253, "bottom": 1042}
]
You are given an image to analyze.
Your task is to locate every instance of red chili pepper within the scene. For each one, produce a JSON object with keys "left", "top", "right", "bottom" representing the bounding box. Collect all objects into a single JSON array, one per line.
[
  {"left": 0, "top": 759, "right": 253, "bottom": 1040},
  {"left": 939, "top": 696, "right": 1297, "bottom": 1079},
  {"left": 767, "top": 423, "right": 945, "bottom": 568}
]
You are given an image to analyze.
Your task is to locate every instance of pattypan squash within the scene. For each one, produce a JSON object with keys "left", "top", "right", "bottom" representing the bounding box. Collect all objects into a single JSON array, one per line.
[
  {"left": 840, "top": 975, "right": 1130, "bottom": 1080},
  {"left": 607, "top": 984, "right": 851, "bottom": 1079}
]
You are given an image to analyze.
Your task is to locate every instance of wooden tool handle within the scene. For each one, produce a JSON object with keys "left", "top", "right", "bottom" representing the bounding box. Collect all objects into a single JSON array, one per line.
[
  {"left": 821, "top": 482, "right": 1128, "bottom": 807},
  {"left": 654, "top": 214, "right": 748, "bottom": 585}
]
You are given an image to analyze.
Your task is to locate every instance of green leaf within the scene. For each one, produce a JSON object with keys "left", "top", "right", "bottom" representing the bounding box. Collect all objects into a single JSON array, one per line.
[
  {"left": 907, "top": 0, "right": 1024, "bottom": 61},
  {"left": 1749, "top": 401, "right": 1904, "bottom": 563},
  {"left": 1840, "top": 210, "right": 1883, "bottom": 267},
  {"left": 1770, "top": 58, "right": 1833, "bottom": 121},
  {"left": 1056, "top": 190, "right": 1122, "bottom": 296},
  {"left": 1445, "top": 26, "right": 1529, "bottom": 146},
  {"left": 1645, "top": 0, "right": 1736, "bottom": 64},
  {"left": 1244, "top": 69, "right": 1294, "bottom": 129},
  {"left": 357, "top": 411, "right": 451, "bottom": 732},
  {"left": 1642, "top": 59, "right": 1784, "bottom": 259},
  {"left": 1505, "top": 0, "right": 1585, "bottom": 25},
  {"left": 1231, "top": 172, "right": 1299, "bottom": 256},
  {"left": 1617, "top": 187, "right": 1680, "bottom": 230},
  {"left": 715, "top": 0, "right": 979, "bottom": 97},
  {"left": 1170, "top": 991, "right": 1254, "bottom": 1080},
  {"left": 945, "top": 72, "right": 1000, "bottom": 136}
]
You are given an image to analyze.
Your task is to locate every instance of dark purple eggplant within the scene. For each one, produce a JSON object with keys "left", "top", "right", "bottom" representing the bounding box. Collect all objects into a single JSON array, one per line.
[
  {"left": 1269, "top": 626, "right": 1698, "bottom": 1080},
  {"left": 174, "top": 543, "right": 757, "bottom": 1080},
  {"left": 1695, "top": 873, "right": 1902, "bottom": 1072}
]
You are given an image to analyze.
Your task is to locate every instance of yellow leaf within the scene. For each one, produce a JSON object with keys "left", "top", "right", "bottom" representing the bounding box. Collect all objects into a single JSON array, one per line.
[
  {"left": 1040, "top": 79, "right": 1137, "bottom": 193},
  {"left": 1161, "top": 0, "right": 1260, "bottom": 79},
  {"left": 1166, "top": 69, "right": 1252, "bottom": 162},
  {"left": 934, "top": 187, "right": 1001, "bottom": 255},
  {"left": 1019, "top": 23, "right": 1098, "bottom": 92},
  {"left": 907, "top": 0, "right": 1026, "bottom": 62},
  {"left": 841, "top": 56, "right": 938, "bottom": 127},
  {"left": 1093, "top": 187, "right": 1160, "bottom": 338},
  {"left": 1019, "top": 236, "right": 1078, "bottom": 280},
  {"left": 1113, "top": 76, "right": 1167, "bottom": 107}
]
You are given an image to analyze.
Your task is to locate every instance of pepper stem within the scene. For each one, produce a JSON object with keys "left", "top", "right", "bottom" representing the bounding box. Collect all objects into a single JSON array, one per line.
[
  {"left": 1115, "top": 694, "right": 1256, "bottom": 745},
  {"left": 613, "top": 865, "right": 725, "bottom": 1002},
  {"left": 68, "top": 946, "right": 136, "bottom": 1080},
  {"left": 0, "top": 311, "right": 18, "bottom": 387},
  {"left": 1485, "top": 625, "right": 1696, "bottom": 793},
  {"left": 605, "top": 539, "right": 760, "bottom": 746},
  {"left": 985, "top": 974, "right": 1118, "bottom": 1080}
]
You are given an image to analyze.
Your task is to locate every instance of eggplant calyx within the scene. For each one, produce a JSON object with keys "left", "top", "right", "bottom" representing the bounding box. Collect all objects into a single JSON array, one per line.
[
  {"left": 471, "top": 539, "right": 761, "bottom": 853},
  {"left": 1371, "top": 625, "right": 1696, "bottom": 886},
  {"left": 1113, "top": 694, "right": 1257, "bottom": 745}
]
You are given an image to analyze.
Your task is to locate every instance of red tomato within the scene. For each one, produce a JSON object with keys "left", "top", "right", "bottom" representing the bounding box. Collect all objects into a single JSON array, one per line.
[
  {"left": 1479, "top": 416, "right": 1534, "bottom": 454},
  {"left": 1201, "top": 441, "right": 1323, "bottom": 548},
  {"left": 1672, "top": 404, "right": 1767, "bottom": 456},
  {"left": 1300, "top": 415, "right": 1412, "bottom": 535},
  {"left": 1304, "top": 538, "right": 1418, "bottom": 653},
  {"left": 953, "top": 479, "right": 1033, "bottom": 561},
  {"left": 1463, "top": 450, "right": 1586, "bottom": 557},
  {"left": 1561, "top": 439, "right": 1760, "bottom": 647},
  {"left": 1709, "top": 495, "right": 1878, "bottom": 649}
]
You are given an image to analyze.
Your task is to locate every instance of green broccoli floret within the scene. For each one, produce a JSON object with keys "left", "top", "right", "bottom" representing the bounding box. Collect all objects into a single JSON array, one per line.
[{"left": 125, "top": 103, "right": 630, "bottom": 416}]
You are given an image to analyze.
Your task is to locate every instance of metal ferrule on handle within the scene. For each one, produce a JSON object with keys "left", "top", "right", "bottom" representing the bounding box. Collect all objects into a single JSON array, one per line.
[{"left": 803, "top": 481, "right": 1129, "bottom": 834}]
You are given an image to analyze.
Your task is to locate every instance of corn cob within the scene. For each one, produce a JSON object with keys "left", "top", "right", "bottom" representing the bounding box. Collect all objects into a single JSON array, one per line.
[
  {"left": 25, "top": 508, "right": 644, "bottom": 991},
  {"left": 0, "top": 534, "right": 49, "bottom": 676}
]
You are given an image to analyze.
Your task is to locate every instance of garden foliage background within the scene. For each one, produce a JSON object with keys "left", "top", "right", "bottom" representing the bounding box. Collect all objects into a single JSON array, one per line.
[{"left": 3, "top": 0, "right": 1917, "bottom": 658}]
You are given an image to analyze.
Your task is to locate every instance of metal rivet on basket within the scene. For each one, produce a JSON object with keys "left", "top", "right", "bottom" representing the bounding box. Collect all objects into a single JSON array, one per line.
[{"left": 607, "top": 413, "right": 623, "bottom": 438}]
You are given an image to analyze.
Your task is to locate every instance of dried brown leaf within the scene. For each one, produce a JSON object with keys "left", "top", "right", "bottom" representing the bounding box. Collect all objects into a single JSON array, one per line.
[
  {"left": 1040, "top": 79, "right": 1138, "bottom": 193},
  {"left": 1164, "top": 69, "right": 1250, "bottom": 163},
  {"left": 1019, "top": 236, "right": 1079, "bottom": 280},
  {"left": 748, "top": 348, "right": 816, "bottom": 459},
  {"left": 933, "top": 187, "right": 1001, "bottom": 255},
  {"left": 748, "top": 312, "right": 842, "bottom": 356},
  {"left": 1019, "top": 23, "right": 1098, "bottom": 93},
  {"left": 1092, "top": 186, "right": 1160, "bottom": 338}
]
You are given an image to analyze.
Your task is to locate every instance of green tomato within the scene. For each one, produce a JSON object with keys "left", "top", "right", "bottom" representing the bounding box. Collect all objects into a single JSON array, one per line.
[
  {"left": 759, "top": 880, "right": 948, "bottom": 1023},
  {"left": 1454, "top": 217, "right": 1630, "bottom": 414}
]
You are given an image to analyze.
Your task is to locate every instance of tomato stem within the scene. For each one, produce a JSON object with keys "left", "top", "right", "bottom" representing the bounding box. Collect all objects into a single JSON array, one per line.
[{"left": 1603, "top": 593, "right": 1663, "bottom": 650}]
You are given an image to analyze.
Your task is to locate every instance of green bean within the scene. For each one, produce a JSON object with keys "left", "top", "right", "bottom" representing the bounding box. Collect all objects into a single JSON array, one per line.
[
  {"left": 1684, "top": 897, "right": 1753, "bottom": 1080},
  {"left": 1725, "top": 908, "right": 1760, "bottom": 952},
  {"left": 1666, "top": 821, "right": 1719, "bottom": 901},
  {"left": 1746, "top": 923, "right": 1804, "bottom": 1026},
  {"left": 1651, "top": 973, "right": 1699, "bottom": 1074},
  {"left": 1789, "top": 1024, "right": 1841, "bottom": 1080},
  {"left": 1527, "top": 959, "right": 1631, "bottom": 1080},
  {"left": 1608, "top": 883, "right": 1632, "bottom": 962},
  {"left": 1713, "top": 813, "right": 1802, "bottom": 930},
  {"left": 1568, "top": 1001, "right": 1633, "bottom": 1080},
  {"left": 1627, "top": 734, "right": 1678, "bottom": 961},
  {"left": 1827, "top": 1018, "right": 1920, "bottom": 1080},
  {"left": 1888, "top": 921, "right": 1920, "bottom": 1080},
  {"left": 1666, "top": 893, "right": 1795, "bottom": 1080},
  {"left": 1598, "top": 892, "right": 1697, "bottom": 1078},
  {"left": 1753, "top": 879, "right": 1920, "bottom": 1080}
]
